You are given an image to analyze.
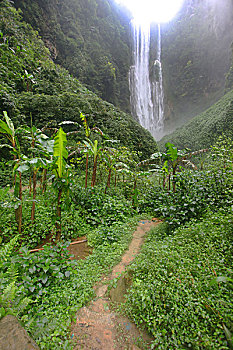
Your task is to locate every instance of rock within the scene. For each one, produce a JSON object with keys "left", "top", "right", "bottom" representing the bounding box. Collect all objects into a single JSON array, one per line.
[
  {"left": 0, "top": 315, "right": 39, "bottom": 350},
  {"left": 109, "top": 272, "right": 133, "bottom": 304}
]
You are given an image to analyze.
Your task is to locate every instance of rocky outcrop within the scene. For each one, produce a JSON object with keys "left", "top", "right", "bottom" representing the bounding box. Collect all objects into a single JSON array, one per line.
[{"left": 0, "top": 315, "right": 39, "bottom": 350}]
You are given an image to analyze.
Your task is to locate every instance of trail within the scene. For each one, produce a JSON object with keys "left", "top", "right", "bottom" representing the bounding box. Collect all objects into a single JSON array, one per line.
[{"left": 72, "top": 219, "right": 162, "bottom": 350}]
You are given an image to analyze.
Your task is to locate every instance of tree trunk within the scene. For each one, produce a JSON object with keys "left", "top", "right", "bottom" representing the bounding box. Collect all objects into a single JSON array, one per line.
[
  {"left": 91, "top": 156, "right": 98, "bottom": 188},
  {"left": 105, "top": 168, "right": 112, "bottom": 194},
  {"left": 172, "top": 168, "right": 176, "bottom": 193},
  {"left": 15, "top": 172, "right": 22, "bottom": 235},
  {"left": 42, "top": 169, "right": 47, "bottom": 194},
  {"left": 29, "top": 175, "right": 32, "bottom": 196},
  {"left": 31, "top": 170, "right": 37, "bottom": 223},
  {"left": 132, "top": 178, "right": 137, "bottom": 207},
  {"left": 85, "top": 154, "right": 88, "bottom": 189},
  {"left": 163, "top": 172, "right": 166, "bottom": 189},
  {"left": 55, "top": 188, "right": 62, "bottom": 241},
  {"left": 115, "top": 171, "right": 117, "bottom": 188}
]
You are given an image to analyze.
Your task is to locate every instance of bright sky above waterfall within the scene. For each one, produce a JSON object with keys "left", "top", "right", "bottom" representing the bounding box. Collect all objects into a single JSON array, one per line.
[{"left": 115, "top": 0, "right": 185, "bottom": 24}]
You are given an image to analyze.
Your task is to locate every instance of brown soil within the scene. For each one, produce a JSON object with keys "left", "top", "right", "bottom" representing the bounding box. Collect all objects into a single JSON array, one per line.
[
  {"left": 68, "top": 239, "right": 92, "bottom": 260},
  {"left": 32, "top": 236, "right": 91, "bottom": 260},
  {"left": 71, "top": 219, "right": 162, "bottom": 350}
]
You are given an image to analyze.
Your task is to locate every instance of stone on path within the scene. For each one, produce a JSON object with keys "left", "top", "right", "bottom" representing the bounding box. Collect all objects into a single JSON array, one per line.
[{"left": 0, "top": 315, "right": 39, "bottom": 350}]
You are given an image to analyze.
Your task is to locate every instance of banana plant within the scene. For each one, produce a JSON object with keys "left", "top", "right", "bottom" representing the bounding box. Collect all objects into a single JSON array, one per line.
[
  {"left": 148, "top": 143, "right": 209, "bottom": 192},
  {"left": 80, "top": 113, "right": 104, "bottom": 188},
  {"left": 16, "top": 124, "right": 54, "bottom": 224},
  {"left": 102, "top": 145, "right": 121, "bottom": 193},
  {"left": 0, "top": 111, "right": 23, "bottom": 234},
  {"left": 53, "top": 127, "right": 68, "bottom": 241},
  {"left": 82, "top": 139, "right": 102, "bottom": 188}
]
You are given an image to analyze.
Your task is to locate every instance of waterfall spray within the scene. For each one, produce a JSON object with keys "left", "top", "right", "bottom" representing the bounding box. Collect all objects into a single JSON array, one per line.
[{"left": 129, "top": 23, "right": 164, "bottom": 140}]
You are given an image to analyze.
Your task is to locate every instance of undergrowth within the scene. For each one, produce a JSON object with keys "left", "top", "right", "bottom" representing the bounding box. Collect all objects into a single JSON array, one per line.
[
  {"left": 124, "top": 210, "right": 233, "bottom": 349},
  {"left": 0, "top": 217, "right": 138, "bottom": 349}
]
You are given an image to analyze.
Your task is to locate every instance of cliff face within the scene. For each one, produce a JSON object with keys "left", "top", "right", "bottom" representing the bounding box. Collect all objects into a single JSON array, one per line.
[
  {"left": 14, "top": 0, "right": 233, "bottom": 137},
  {"left": 13, "top": 0, "right": 132, "bottom": 112},
  {"left": 160, "top": 0, "right": 233, "bottom": 134},
  {"left": 0, "top": 0, "right": 158, "bottom": 160}
]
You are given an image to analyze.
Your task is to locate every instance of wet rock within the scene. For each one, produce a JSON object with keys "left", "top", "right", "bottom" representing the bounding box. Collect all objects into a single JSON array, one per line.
[
  {"left": 109, "top": 272, "right": 133, "bottom": 304},
  {"left": 0, "top": 315, "right": 39, "bottom": 350}
]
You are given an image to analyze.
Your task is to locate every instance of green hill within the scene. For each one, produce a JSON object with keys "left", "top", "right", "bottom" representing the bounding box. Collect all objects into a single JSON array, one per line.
[
  {"left": 158, "top": 90, "right": 233, "bottom": 151},
  {"left": 0, "top": 0, "right": 157, "bottom": 159},
  {"left": 14, "top": 0, "right": 131, "bottom": 111}
]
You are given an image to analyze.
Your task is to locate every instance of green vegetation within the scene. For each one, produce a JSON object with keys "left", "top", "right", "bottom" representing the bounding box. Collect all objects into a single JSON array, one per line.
[
  {"left": 0, "top": 0, "right": 157, "bottom": 162},
  {"left": 118, "top": 138, "right": 233, "bottom": 349},
  {"left": 1, "top": 218, "right": 138, "bottom": 349},
  {"left": 14, "top": 0, "right": 131, "bottom": 111},
  {"left": 161, "top": 0, "right": 233, "bottom": 131},
  {"left": 124, "top": 212, "right": 233, "bottom": 349},
  {"left": 159, "top": 90, "right": 233, "bottom": 151},
  {"left": 0, "top": 1, "right": 232, "bottom": 349}
]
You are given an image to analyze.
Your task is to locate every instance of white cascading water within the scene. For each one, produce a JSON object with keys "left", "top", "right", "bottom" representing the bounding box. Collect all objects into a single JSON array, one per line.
[{"left": 129, "top": 22, "right": 164, "bottom": 140}]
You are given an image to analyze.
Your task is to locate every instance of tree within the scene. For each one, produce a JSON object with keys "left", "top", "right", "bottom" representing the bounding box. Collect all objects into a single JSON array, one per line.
[
  {"left": 53, "top": 127, "right": 68, "bottom": 241},
  {"left": 0, "top": 111, "right": 23, "bottom": 233}
]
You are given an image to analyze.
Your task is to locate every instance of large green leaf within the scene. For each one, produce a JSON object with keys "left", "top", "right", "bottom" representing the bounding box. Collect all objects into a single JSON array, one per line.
[
  {"left": 0, "top": 120, "right": 12, "bottom": 136},
  {"left": 3, "top": 111, "right": 14, "bottom": 137},
  {"left": 53, "top": 127, "right": 68, "bottom": 178},
  {"left": 93, "top": 140, "right": 98, "bottom": 162},
  {"left": 80, "top": 112, "right": 90, "bottom": 138},
  {"left": 165, "top": 142, "right": 178, "bottom": 162}
]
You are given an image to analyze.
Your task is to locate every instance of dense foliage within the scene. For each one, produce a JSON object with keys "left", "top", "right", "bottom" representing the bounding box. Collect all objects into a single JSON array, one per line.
[
  {"left": 0, "top": 0, "right": 157, "bottom": 161},
  {"left": 14, "top": 0, "right": 131, "bottom": 111},
  {"left": 124, "top": 213, "right": 233, "bottom": 349},
  {"left": 159, "top": 90, "right": 233, "bottom": 151},
  {"left": 0, "top": 1, "right": 232, "bottom": 349},
  {"left": 1, "top": 218, "right": 138, "bottom": 349}
]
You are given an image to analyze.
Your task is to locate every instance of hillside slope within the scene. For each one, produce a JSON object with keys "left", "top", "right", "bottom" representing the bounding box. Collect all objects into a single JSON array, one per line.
[
  {"left": 161, "top": 0, "right": 233, "bottom": 133},
  {"left": 0, "top": 0, "right": 157, "bottom": 159},
  {"left": 158, "top": 90, "right": 233, "bottom": 151},
  {"left": 13, "top": 0, "right": 131, "bottom": 112}
]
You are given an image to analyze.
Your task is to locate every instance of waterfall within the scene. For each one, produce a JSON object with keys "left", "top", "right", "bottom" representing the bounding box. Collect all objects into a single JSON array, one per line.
[{"left": 129, "top": 22, "right": 164, "bottom": 140}]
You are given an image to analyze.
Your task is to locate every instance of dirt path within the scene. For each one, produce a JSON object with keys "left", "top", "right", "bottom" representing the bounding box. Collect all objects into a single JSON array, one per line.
[{"left": 72, "top": 219, "right": 162, "bottom": 350}]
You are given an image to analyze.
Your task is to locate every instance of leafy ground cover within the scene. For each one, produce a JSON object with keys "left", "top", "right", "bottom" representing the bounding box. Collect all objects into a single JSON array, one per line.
[
  {"left": 124, "top": 211, "right": 233, "bottom": 349},
  {"left": 0, "top": 118, "right": 232, "bottom": 349},
  {"left": 0, "top": 2, "right": 232, "bottom": 349},
  {"left": 0, "top": 217, "right": 138, "bottom": 349}
]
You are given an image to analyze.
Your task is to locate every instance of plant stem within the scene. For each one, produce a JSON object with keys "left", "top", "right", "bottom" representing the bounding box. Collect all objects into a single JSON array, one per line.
[{"left": 55, "top": 188, "right": 62, "bottom": 241}]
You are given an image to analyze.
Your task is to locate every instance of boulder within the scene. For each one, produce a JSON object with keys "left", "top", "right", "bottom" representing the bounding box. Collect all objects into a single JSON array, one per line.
[{"left": 0, "top": 315, "right": 39, "bottom": 350}]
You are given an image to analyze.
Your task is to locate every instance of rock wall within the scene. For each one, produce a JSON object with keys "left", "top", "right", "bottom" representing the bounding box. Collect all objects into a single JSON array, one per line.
[{"left": 160, "top": 0, "right": 233, "bottom": 134}]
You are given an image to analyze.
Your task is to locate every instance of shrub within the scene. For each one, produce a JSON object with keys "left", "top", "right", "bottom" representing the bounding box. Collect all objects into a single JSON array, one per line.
[{"left": 124, "top": 210, "right": 233, "bottom": 349}]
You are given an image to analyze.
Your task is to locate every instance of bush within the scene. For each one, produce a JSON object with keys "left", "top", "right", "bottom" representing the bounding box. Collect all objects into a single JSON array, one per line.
[
  {"left": 124, "top": 210, "right": 233, "bottom": 349},
  {"left": 138, "top": 165, "right": 233, "bottom": 230},
  {"left": 73, "top": 185, "right": 134, "bottom": 226}
]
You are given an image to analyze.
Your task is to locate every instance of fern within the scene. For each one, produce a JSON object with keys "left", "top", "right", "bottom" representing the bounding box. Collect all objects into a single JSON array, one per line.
[
  {"left": 0, "top": 235, "right": 18, "bottom": 266},
  {"left": 15, "top": 296, "right": 32, "bottom": 316},
  {"left": 4, "top": 263, "right": 18, "bottom": 282},
  {"left": 0, "top": 237, "right": 31, "bottom": 320},
  {"left": 0, "top": 281, "right": 32, "bottom": 319},
  {"left": 0, "top": 282, "right": 17, "bottom": 306}
]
